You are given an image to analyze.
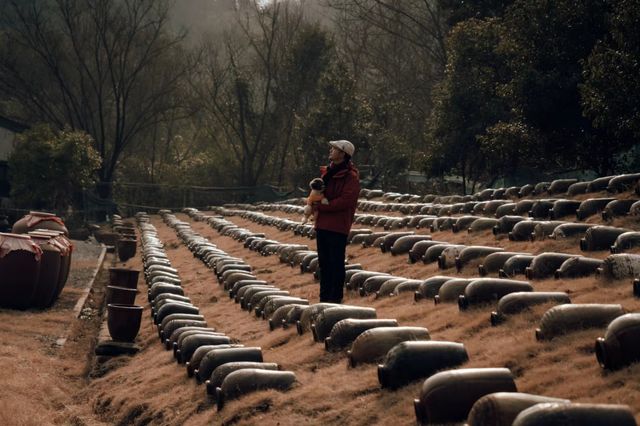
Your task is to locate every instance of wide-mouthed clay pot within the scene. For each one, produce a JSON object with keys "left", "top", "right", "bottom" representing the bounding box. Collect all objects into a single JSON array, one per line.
[
  {"left": 117, "top": 238, "right": 137, "bottom": 262},
  {"left": 109, "top": 267, "right": 140, "bottom": 289},
  {"left": 106, "top": 286, "right": 139, "bottom": 306},
  {"left": 107, "top": 304, "right": 143, "bottom": 342}
]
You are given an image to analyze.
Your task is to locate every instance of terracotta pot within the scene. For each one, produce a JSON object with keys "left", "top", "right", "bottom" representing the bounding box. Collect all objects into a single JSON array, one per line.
[
  {"left": 108, "top": 267, "right": 140, "bottom": 289},
  {"left": 0, "top": 233, "right": 42, "bottom": 310},
  {"left": 28, "top": 234, "right": 62, "bottom": 309},
  {"left": 106, "top": 285, "right": 139, "bottom": 305},
  {"left": 117, "top": 238, "right": 137, "bottom": 262},
  {"left": 12, "top": 211, "right": 68, "bottom": 236},
  {"left": 107, "top": 304, "right": 143, "bottom": 342}
]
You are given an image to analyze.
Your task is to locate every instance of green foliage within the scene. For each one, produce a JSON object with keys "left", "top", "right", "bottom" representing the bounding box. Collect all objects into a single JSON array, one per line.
[
  {"left": 267, "top": 24, "right": 336, "bottom": 185},
  {"left": 295, "top": 61, "right": 364, "bottom": 179},
  {"left": 276, "top": 24, "right": 332, "bottom": 106},
  {"left": 478, "top": 120, "right": 542, "bottom": 177},
  {"left": 291, "top": 56, "right": 410, "bottom": 187},
  {"left": 426, "top": 0, "right": 626, "bottom": 188},
  {"left": 500, "top": 0, "right": 610, "bottom": 170},
  {"left": 441, "top": 0, "right": 515, "bottom": 26},
  {"left": 9, "top": 125, "right": 101, "bottom": 210},
  {"left": 581, "top": 0, "right": 640, "bottom": 151},
  {"left": 425, "top": 18, "right": 509, "bottom": 192}
]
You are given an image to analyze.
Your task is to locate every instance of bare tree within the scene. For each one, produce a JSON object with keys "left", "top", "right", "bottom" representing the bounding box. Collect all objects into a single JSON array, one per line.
[
  {"left": 186, "top": 3, "right": 274, "bottom": 186},
  {"left": 189, "top": 0, "right": 329, "bottom": 186},
  {"left": 0, "top": 0, "right": 191, "bottom": 197},
  {"left": 328, "top": 0, "right": 448, "bottom": 74},
  {"left": 326, "top": 0, "right": 449, "bottom": 166}
]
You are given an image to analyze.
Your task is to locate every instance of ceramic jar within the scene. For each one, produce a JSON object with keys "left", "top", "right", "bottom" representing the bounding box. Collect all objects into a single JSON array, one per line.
[
  {"left": 12, "top": 211, "right": 69, "bottom": 236},
  {"left": 108, "top": 267, "right": 140, "bottom": 289},
  {"left": 27, "top": 233, "right": 62, "bottom": 308},
  {"left": 117, "top": 237, "right": 137, "bottom": 262},
  {"left": 107, "top": 304, "right": 143, "bottom": 342},
  {"left": 0, "top": 233, "right": 42, "bottom": 310},
  {"left": 106, "top": 286, "right": 139, "bottom": 305}
]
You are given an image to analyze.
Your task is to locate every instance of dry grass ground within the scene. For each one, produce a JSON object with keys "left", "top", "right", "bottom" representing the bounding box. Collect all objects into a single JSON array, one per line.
[
  {"left": 0, "top": 241, "right": 108, "bottom": 426},
  {"left": 2, "top": 194, "right": 640, "bottom": 425},
  {"left": 86, "top": 208, "right": 640, "bottom": 425}
]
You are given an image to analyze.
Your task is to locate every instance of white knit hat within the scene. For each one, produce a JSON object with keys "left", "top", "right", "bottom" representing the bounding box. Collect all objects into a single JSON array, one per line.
[{"left": 329, "top": 140, "right": 355, "bottom": 156}]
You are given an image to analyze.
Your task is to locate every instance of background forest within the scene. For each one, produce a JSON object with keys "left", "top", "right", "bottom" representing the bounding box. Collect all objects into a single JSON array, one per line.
[{"left": 0, "top": 0, "right": 639, "bottom": 211}]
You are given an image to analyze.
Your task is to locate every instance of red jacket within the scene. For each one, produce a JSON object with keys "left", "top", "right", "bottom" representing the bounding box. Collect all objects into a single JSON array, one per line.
[{"left": 315, "top": 162, "right": 360, "bottom": 235}]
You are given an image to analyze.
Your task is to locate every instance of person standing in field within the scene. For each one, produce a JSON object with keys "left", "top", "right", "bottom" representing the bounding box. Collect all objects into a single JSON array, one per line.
[{"left": 313, "top": 140, "right": 360, "bottom": 303}]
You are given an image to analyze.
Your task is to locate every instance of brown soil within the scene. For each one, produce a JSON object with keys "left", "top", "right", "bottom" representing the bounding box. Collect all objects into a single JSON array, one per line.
[{"left": 2, "top": 196, "right": 640, "bottom": 425}]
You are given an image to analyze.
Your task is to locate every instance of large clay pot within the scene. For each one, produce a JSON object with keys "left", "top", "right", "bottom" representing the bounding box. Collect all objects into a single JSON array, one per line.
[
  {"left": 52, "top": 235, "right": 72, "bottom": 300},
  {"left": 107, "top": 303, "right": 143, "bottom": 342},
  {"left": 595, "top": 313, "right": 640, "bottom": 370},
  {"left": 106, "top": 286, "right": 138, "bottom": 305},
  {"left": 0, "top": 233, "right": 42, "bottom": 309},
  {"left": 378, "top": 341, "right": 469, "bottom": 389},
  {"left": 117, "top": 237, "right": 137, "bottom": 262},
  {"left": 216, "top": 369, "right": 296, "bottom": 410},
  {"left": 109, "top": 267, "right": 140, "bottom": 289},
  {"left": 28, "top": 234, "right": 62, "bottom": 309},
  {"left": 30, "top": 230, "right": 73, "bottom": 303},
  {"left": 206, "top": 362, "right": 280, "bottom": 397},
  {"left": 512, "top": 402, "right": 636, "bottom": 426},
  {"left": 414, "top": 368, "right": 517, "bottom": 425},
  {"left": 12, "top": 211, "right": 69, "bottom": 236}
]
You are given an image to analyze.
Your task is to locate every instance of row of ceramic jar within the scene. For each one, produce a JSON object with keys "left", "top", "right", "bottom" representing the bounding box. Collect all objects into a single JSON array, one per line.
[
  {"left": 111, "top": 215, "right": 138, "bottom": 262},
  {"left": 157, "top": 211, "right": 298, "bottom": 410}
]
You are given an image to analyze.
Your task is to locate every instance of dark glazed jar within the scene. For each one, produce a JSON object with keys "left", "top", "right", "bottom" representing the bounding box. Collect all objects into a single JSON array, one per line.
[
  {"left": 108, "top": 267, "right": 140, "bottom": 289},
  {"left": 114, "top": 226, "right": 136, "bottom": 237},
  {"left": 117, "top": 237, "right": 137, "bottom": 262},
  {"left": 107, "top": 304, "right": 143, "bottom": 342},
  {"left": 12, "top": 211, "right": 69, "bottom": 236},
  {"left": 29, "top": 230, "right": 73, "bottom": 303},
  {"left": 27, "top": 234, "right": 62, "bottom": 309},
  {"left": 54, "top": 235, "right": 73, "bottom": 297},
  {"left": 0, "top": 233, "right": 42, "bottom": 310},
  {"left": 106, "top": 285, "right": 138, "bottom": 305}
]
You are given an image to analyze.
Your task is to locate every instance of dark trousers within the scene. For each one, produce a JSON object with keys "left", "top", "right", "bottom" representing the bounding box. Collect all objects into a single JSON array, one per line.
[{"left": 316, "top": 228, "right": 348, "bottom": 303}]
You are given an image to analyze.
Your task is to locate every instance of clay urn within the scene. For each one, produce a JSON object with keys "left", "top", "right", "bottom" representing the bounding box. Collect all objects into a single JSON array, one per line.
[{"left": 107, "top": 303, "right": 143, "bottom": 342}]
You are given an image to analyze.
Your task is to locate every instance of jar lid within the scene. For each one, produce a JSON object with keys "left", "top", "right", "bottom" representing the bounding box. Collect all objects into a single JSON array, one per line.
[
  {"left": 28, "top": 231, "right": 54, "bottom": 238},
  {"left": 0, "top": 232, "right": 32, "bottom": 240},
  {"left": 33, "top": 229, "right": 64, "bottom": 235},
  {"left": 29, "top": 235, "right": 62, "bottom": 252},
  {"left": 0, "top": 233, "right": 43, "bottom": 260},
  {"left": 23, "top": 214, "right": 66, "bottom": 230}
]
